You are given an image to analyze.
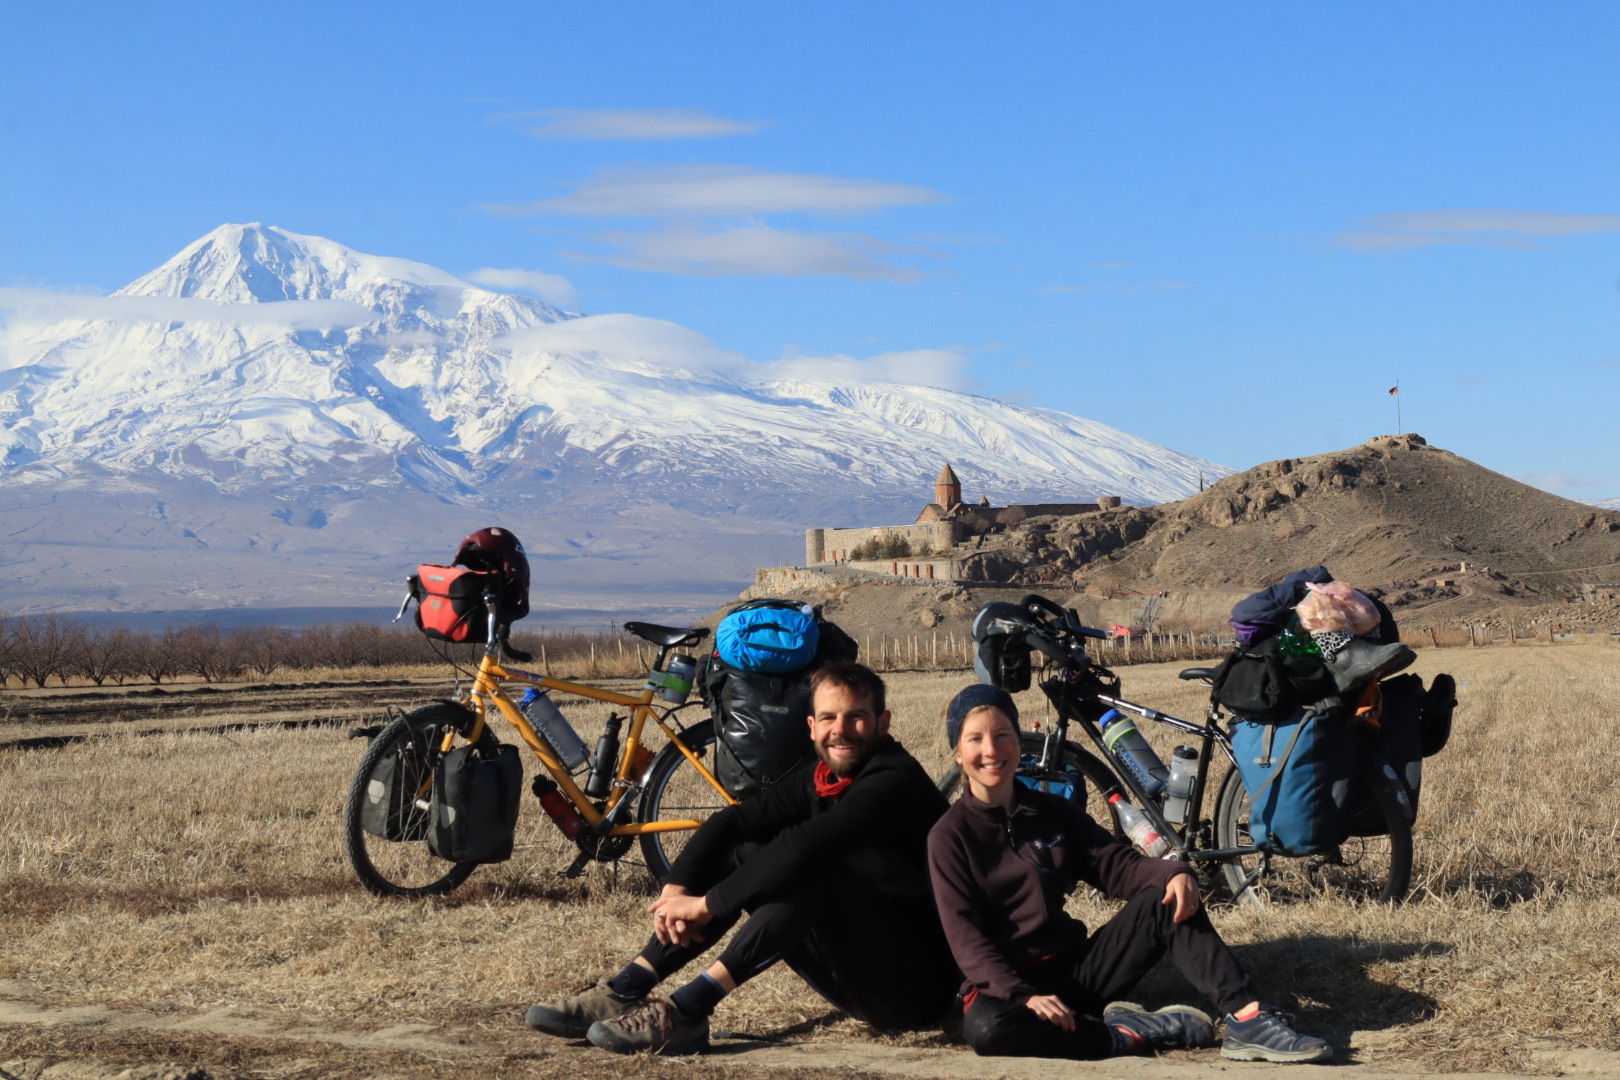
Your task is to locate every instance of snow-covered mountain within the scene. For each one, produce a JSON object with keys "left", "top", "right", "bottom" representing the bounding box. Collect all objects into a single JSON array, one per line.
[{"left": 0, "top": 225, "right": 1232, "bottom": 624}]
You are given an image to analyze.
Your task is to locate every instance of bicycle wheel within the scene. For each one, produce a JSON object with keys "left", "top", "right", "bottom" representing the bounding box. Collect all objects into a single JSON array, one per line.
[
  {"left": 937, "top": 731, "right": 1120, "bottom": 824},
  {"left": 1214, "top": 759, "right": 1412, "bottom": 904},
  {"left": 637, "top": 720, "right": 730, "bottom": 881},
  {"left": 342, "top": 703, "right": 488, "bottom": 898}
]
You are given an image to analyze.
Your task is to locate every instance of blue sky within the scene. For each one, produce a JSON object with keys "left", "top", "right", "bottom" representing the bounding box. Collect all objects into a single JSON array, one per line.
[{"left": 5, "top": 2, "right": 1619, "bottom": 500}]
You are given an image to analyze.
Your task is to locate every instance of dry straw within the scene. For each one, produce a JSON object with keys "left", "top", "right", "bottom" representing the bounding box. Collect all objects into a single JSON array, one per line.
[{"left": 3, "top": 643, "right": 1619, "bottom": 1076}]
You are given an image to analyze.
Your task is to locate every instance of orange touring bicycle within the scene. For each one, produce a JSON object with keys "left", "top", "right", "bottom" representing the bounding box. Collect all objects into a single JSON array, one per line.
[{"left": 342, "top": 580, "right": 736, "bottom": 897}]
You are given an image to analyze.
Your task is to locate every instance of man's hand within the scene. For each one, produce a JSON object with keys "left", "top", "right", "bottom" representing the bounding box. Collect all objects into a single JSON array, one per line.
[
  {"left": 1023, "top": 993, "right": 1076, "bottom": 1030},
  {"left": 648, "top": 884, "right": 712, "bottom": 947},
  {"left": 1161, "top": 872, "right": 1201, "bottom": 923}
]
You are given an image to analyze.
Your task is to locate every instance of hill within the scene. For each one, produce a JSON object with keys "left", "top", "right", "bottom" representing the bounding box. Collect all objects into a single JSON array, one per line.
[{"left": 764, "top": 435, "right": 1620, "bottom": 639}]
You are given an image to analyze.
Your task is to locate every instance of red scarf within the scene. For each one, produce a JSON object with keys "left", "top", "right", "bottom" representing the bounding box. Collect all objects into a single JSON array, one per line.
[
  {"left": 814, "top": 761, "right": 854, "bottom": 799},
  {"left": 813, "top": 736, "right": 896, "bottom": 799}
]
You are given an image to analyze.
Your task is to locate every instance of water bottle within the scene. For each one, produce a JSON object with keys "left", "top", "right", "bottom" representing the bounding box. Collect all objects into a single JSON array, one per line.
[
  {"left": 531, "top": 776, "right": 586, "bottom": 839},
  {"left": 584, "top": 712, "right": 625, "bottom": 800},
  {"left": 1107, "top": 793, "right": 1170, "bottom": 857},
  {"left": 1162, "top": 745, "right": 1199, "bottom": 826},
  {"left": 648, "top": 653, "right": 698, "bottom": 704},
  {"left": 519, "top": 688, "right": 589, "bottom": 771},
  {"left": 1100, "top": 709, "right": 1169, "bottom": 797}
]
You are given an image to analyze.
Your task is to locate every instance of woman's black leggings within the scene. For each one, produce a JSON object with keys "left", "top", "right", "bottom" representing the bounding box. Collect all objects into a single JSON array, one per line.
[{"left": 963, "top": 887, "right": 1258, "bottom": 1059}]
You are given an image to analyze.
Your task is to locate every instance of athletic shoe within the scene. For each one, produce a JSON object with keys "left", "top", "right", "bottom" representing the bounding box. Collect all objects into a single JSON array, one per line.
[
  {"left": 587, "top": 996, "right": 709, "bottom": 1055},
  {"left": 524, "top": 980, "right": 642, "bottom": 1038},
  {"left": 1103, "top": 1001, "right": 1217, "bottom": 1052},
  {"left": 1221, "top": 1003, "right": 1333, "bottom": 1063}
]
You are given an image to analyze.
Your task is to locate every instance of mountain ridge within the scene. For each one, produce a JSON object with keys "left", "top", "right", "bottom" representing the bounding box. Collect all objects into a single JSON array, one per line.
[{"left": 0, "top": 224, "right": 1232, "bottom": 622}]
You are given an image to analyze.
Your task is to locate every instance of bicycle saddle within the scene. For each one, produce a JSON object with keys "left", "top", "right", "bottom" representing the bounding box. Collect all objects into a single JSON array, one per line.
[
  {"left": 1179, "top": 667, "right": 1217, "bottom": 682},
  {"left": 623, "top": 622, "right": 712, "bottom": 648}
]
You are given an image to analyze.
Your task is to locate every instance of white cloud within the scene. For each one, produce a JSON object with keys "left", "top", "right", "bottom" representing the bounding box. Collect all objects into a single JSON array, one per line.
[
  {"left": 758, "top": 347, "right": 973, "bottom": 389},
  {"left": 466, "top": 268, "right": 579, "bottom": 309},
  {"left": 496, "top": 313, "right": 973, "bottom": 390},
  {"left": 1335, "top": 209, "right": 1620, "bottom": 251},
  {"left": 0, "top": 288, "right": 374, "bottom": 329},
  {"left": 489, "top": 164, "right": 947, "bottom": 219},
  {"left": 499, "top": 313, "right": 746, "bottom": 372},
  {"left": 493, "top": 107, "right": 769, "bottom": 141},
  {"left": 571, "top": 224, "right": 932, "bottom": 281}
]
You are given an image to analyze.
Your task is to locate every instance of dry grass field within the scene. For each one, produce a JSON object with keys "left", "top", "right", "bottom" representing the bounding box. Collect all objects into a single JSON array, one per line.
[{"left": 4, "top": 642, "right": 1620, "bottom": 1079}]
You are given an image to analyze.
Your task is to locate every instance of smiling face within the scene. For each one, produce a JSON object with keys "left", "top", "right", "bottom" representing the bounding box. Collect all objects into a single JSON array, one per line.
[
  {"left": 808, "top": 680, "right": 891, "bottom": 778},
  {"left": 955, "top": 706, "right": 1021, "bottom": 807}
]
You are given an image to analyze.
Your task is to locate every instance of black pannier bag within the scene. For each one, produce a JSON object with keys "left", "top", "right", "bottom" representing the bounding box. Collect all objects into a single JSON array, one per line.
[
  {"left": 1209, "top": 634, "right": 1339, "bottom": 721},
  {"left": 699, "top": 599, "right": 860, "bottom": 799},
  {"left": 1344, "top": 671, "right": 1453, "bottom": 836},
  {"left": 361, "top": 742, "right": 431, "bottom": 843},
  {"left": 429, "top": 742, "right": 523, "bottom": 863}
]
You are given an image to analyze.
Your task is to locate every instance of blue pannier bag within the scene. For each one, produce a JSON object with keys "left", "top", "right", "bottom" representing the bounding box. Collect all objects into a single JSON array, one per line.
[
  {"left": 1230, "top": 707, "right": 1353, "bottom": 855},
  {"left": 716, "top": 600, "right": 821, "bottom": 673}
]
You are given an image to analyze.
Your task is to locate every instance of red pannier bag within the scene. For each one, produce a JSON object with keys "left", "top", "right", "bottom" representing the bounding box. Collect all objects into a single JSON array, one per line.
[{"left": 410, "top": 564, "right": 501, "bottom": 643}]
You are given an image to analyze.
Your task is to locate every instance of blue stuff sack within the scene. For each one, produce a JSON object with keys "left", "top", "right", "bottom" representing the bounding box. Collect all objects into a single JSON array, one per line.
[
  {"left": 1230, "top": 708, "right": 1353, "bottom": 855},
  {"left": 716, "top": 601, "right": 821, "bottom": 673}
]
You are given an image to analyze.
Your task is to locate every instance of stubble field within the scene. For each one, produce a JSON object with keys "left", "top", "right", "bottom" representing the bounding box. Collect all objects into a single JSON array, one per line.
[{"left": 3, "top": 642, "right": 1620, "bottom": 1080}]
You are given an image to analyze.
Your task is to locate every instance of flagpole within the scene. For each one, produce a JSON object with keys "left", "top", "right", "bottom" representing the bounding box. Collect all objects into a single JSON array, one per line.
[{"left": 1390, "top": 380, "right": 1401, "bottom": 433}]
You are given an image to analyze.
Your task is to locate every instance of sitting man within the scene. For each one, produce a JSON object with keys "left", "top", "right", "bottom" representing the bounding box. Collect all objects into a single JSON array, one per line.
[{"left": 526, "top": 660, "right": 959, "bottom": 1054}]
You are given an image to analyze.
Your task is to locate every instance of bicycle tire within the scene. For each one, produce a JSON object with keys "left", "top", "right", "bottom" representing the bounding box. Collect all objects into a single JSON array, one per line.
[
  {"left": 1213, "top": 758, "right": 1413, "bottom": 904},
  {"left": 937, "top": 731, "right": 1121, "bottom": 824},
  {"left": 342, "top": 703, "right": 490, "bottom": 898},
  {"left": 637, "top": 720, "right": 728, "bottom": 881}
]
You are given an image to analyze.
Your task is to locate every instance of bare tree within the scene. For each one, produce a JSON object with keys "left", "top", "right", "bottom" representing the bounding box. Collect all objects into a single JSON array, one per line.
[
  {"left": 171, "top": 624, "right": 240, "bottom": 683},
  {"left": 130, "top": 627, "right": 182, "bottom": 685},
  {"left": 10, "top": 613, "right": 85, "bottom": 688},
  {"left": 76, "top": 624, "right": 134, "bottom": 686}
]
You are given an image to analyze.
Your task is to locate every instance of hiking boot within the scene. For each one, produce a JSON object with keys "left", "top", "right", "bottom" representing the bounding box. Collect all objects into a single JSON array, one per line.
[
  {"left": 1221, "top": 1004, "right": 1332, "bottom": 1063},
  {"left": 525, "top": 980, "right": 643, "bottom": 1038},
  {"left": 1325, "top": 638, "right": 1415, "bottom": 693},
  {"left": 586, "top": 996, "right": 709, "bottom": 1055},
  {"left": 1104, "top": 1001, "right": 1217, "bottom": 1052}
]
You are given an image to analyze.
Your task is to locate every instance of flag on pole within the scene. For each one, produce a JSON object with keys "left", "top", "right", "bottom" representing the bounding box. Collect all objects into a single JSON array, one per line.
[{"left": 1388, "top": 385, "right": 1400, "bottom": 396}]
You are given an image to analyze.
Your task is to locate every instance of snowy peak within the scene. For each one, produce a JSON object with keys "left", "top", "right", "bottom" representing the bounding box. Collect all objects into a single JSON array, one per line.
[{"left": 115, "top": 223, "right": 571, "bottom": 328}]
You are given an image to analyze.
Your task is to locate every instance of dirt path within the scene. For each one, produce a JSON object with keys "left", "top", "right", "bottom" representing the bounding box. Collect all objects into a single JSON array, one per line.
[{"left": 2, "top": 986, "right": 1615, "bottom": 1080}]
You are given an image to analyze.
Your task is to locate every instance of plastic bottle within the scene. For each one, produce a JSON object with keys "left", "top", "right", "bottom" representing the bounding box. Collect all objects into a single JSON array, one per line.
[
  {"left": 1108, "top": 793, "right": 1170, "bottom": 857},
  {"left": 1276, "top": 613, "right": 1321, "bottom": 657},
  {"left": 530, "top": 776, "right": 586, "bottom": 839},
  {"left": 649, "top": 653, "right": 698, "bottom": 704},
  {"left": 1099, "top": 709, "right": 1169, "bottom": 797},
  {"left": 519, "top": 688, "right": 589, "bottom": 771},
  {"left": 1162, "top": 745, "right": 1199, "bottom": 826}
]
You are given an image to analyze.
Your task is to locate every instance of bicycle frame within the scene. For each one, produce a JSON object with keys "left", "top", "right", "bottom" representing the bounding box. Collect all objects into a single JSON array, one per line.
[
  {"left": 449, "top": 601, "right": 735, "bottom": 841},
  {"left": 1037, "top": 672, "right": 1256, "bottom": 866}
]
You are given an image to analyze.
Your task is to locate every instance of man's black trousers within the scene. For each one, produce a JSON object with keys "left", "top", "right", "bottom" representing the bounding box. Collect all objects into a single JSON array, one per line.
[{"left": 639, "top": 841, "right": 957, "bottom": 1030}]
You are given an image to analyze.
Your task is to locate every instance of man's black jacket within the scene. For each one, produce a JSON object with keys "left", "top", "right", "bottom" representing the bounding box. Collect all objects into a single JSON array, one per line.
[{"left": 666, "top": 738, "right": 948, "bottom": 920}]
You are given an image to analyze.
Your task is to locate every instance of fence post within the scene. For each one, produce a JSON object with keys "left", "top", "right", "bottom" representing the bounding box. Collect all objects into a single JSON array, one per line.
[{"left": 1428, "top": 627, "right": 1439, "bottom": 649}]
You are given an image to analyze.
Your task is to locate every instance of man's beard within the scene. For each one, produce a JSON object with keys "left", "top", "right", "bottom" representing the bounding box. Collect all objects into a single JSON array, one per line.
[{"left": 815, "top": 734, "right": 875, "bottom": 778}]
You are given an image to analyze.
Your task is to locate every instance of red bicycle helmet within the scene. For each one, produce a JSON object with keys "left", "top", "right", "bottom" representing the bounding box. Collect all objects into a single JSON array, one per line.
[{"left": 454, "top": 526, "right": 530, "bottom": 622}]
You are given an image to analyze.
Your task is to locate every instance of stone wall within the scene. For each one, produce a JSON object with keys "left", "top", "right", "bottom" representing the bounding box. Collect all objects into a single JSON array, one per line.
[{"left": 809, "top": 522, "right": 957, "bottom": 564}]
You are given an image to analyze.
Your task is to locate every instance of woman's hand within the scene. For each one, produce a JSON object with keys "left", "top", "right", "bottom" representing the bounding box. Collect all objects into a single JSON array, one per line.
[
  {"left": 1023, "top": 993, "right": 1076, "bottom": 1030},
  {"left": 1161, "top": 872, "right": 1201, "bottom": 923},
  {"left": 648, "top": 885, "right": 712, "bottom": 946}
]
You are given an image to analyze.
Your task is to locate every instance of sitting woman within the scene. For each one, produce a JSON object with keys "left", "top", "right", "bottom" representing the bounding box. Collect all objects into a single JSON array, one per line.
[{"left": 926, "top": 684, "right": 1331, "bottom": 1064}]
